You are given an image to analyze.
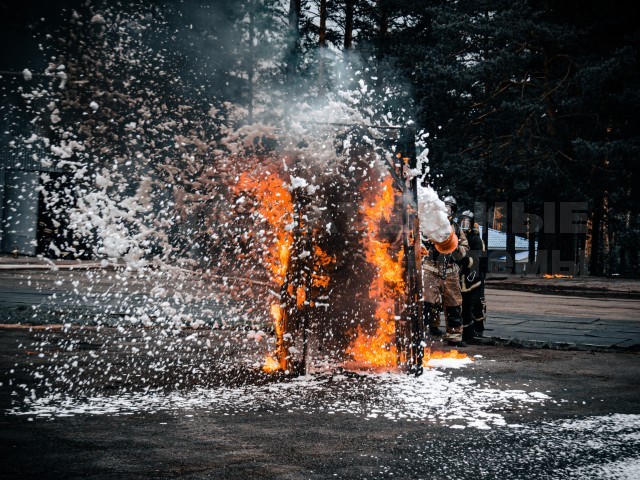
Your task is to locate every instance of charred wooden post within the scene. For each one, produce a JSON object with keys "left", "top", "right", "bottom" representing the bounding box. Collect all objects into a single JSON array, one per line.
[
  {"left": 279, "top": 187, "right": 313, "bottom": 375},
  {"left": 395, "top": 128, "right": 424, "bottom": 375}
]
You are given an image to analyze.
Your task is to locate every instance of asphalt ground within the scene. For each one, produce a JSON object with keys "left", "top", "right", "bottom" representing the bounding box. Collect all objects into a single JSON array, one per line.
[
  {"left": 1, "top": 326, "right": 639, "bottom": 479},
  {"left": 0, "top": 257, "right": 639, "bottom": 479}
]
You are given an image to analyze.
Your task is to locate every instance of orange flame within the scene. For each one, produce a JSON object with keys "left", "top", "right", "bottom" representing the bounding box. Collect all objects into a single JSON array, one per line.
[
  {"left": 543, "top": 274, "right": 573, "bottom": 279},
  {"left": 296, "top": 285, "right": 306, "bottom": 309},
  {"left": 423, "top": 348, "right": 471, "bottom": 362},
  {"left": 235, "top": 172, "right": 293, "bottom": 285},
  {"left": 347, "top": 176, "right": 404, "bottom": 368},
  {"left": 422, "top": 348, "right": 473, "bottom": 369},
  {"left": 312, "top": 245, "right": 335, "bottom": 288},
  {"left": 262, "top": 354, "right": 281, "bottom": 372},
  {"left": 235, "top": 171, "right": 294, "bottom": 372}
]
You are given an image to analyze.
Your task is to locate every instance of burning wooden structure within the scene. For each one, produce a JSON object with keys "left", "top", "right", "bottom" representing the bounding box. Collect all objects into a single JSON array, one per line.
[{"left": 233, "top": 126, "right": 425, "bottom": 375}]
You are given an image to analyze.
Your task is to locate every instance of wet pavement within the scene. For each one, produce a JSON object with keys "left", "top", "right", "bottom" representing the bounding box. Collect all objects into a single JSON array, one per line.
[
  {"left": 1, "top": 326, "right": 639, "bottom": 479},
  {"left": 485, "top": 289, "right": 640, "bottom": 349},
  {"left": 1, "top": 255, "right": 640, "bottom": 479}
]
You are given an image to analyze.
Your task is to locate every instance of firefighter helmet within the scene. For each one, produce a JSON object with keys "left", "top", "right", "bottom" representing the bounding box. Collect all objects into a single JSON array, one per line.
[
  {"left": 443, "top": 195, "right": 457, "bottom": 215},
  {"left": 459, "top": 210, "right": 474, "bottom": 232}
]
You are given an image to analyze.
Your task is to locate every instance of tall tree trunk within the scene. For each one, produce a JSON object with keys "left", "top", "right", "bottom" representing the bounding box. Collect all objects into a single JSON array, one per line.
[
  {"left": 619, "top": 208, "right": 631, "bottom": 274},
  {"left": 378, "top": 0, "right": 389, "bottom": 38},
  {"left": 284, "top": 0, "right": 301, "bottom": 119},
  {"left": 344, "top": 0, "right": 355, "bottom": 52},
  {"left": 577, "top": 231, "right": 587, "bottom": 276},
  {"left": 318, "top": 0, "right": 327, "bottom": 94},
  {"left": 542, "top": 53, "right": 557, "bottom": 137},
  {"left": 589, "top": 198, "right": 602, "bottom": 276},
  {"left": 602, "top": 192, "right": 611, "bottom": 274},
  {"left": 528, "top": 230, "right": 537, "bottom": 270},
  {"left": 247, "top": 5, "right": 255, "bottom": 121},
  {"left": 376, "top": 0, "right": 389, "bottom": 87},
  {"left": 319, "top": 0, "right": 327, "bottom": 48},
  {"left": 287, "top": 0, "right": 301, "bottom": 80},
  {"left": 506, "top": 199, "right": 516, "bottom": 274}
]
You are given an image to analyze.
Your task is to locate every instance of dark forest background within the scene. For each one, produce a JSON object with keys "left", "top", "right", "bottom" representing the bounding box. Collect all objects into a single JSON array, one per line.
[{"left": 1, "top": 0, "right": 639, "bottom": 276}]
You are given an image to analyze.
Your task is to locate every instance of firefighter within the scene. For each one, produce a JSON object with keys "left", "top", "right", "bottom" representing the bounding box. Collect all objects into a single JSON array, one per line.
[
  {"left": 458, "top": 210, "right": 487, "bottom": 342},
  {"left": 421, "top": 195, "right": 469, "bottom": 347}
]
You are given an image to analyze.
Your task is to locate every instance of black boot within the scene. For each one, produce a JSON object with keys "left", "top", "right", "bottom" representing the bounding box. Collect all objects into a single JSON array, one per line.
[
  {"left": 462, "top": 322, "right": 476, "bottom": 343},
  {"left": 445, "top": 306, "right": 466, "bottom": 347},
  {"left": 429, "top": 325, "right": 444, "bottom": 337},
  {"left": 424, "top": 302, "right": 443, "bottom": 336},
  {"left": 445, "top": 306, "right": 463, "bottom": 332},
  {"left": 474, "top": 320, "right": 485, "bottom": 337}
]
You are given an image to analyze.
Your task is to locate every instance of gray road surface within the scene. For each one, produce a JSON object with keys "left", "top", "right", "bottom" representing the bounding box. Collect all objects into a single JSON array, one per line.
[
  {"left": 1, "top": 265, "right": 640, "bottom": 479},
  {"left": 485, "top": 289, "right": 640, "bottom": 348},
  {"left": 1, "top": 326, "right": 639, "bottom": 480}
]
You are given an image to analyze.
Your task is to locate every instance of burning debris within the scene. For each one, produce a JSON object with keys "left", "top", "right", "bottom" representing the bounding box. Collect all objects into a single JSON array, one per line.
[
  {"left": 346, "top": 175, "right": 404, "bottom": 370},
  {"left": 221, "top": 122, "right": 463, "bottom": 376},
  {"left": 4, "top": 9, "right": 640, "bottom": 480}
]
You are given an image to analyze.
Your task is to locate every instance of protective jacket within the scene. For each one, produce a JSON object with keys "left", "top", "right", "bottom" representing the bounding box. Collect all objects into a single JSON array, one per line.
[
  {"left": 460, "top": 226, "right": 485, "bottom": 292},
  {"left": 421, "top": 221, "right": 469, "bottom": 304},
  {"left": 421, "top": 222, "right": 468, "bottom": 274}
]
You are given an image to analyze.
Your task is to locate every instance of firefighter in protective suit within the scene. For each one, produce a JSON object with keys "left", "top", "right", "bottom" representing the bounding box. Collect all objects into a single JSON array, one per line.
[
  {"left": 421, "top": 196, "right": 469, "bottom": 347},
  {"left": 458, "top": 210, "right": 487, "bottom": 342}
]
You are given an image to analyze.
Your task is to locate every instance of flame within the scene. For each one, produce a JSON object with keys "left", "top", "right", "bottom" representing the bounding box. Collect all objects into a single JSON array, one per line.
[
  {"left": 346, "top": 301, "right": 397, "bottom": 368},
  {"left": 270, "top": 303, "right": 285, "bottom": 338},
  {"left": 235, "top": 171, "right": 294, "bottom": 372},
  {"left": 423, "top": 348, "right": 471, "bottom": 362},
  {"left": 347, "top": 176, "right": 404, "bottom": 368},
  {"left": 262, "top": 354, "right": 280, "bottom": 373},
  {"left": 422, "top": 348, "right": 473, "bottom": 368},
  {"left": 235, "top": 172, "right": 293, "bottom": 285},
  {"left": 543, "top": 274, "right": 573, "bottom": 279},
  {"left": 311, "top": 245, "right": 335, "bottom": 288},
  {"left": 296, "top": 285, "right": 306, "bottom": 309}
]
